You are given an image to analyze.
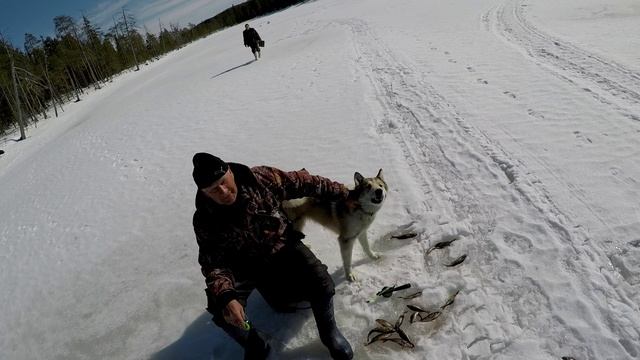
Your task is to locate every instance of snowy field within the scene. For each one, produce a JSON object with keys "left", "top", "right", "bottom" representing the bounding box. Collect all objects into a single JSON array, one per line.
[{"left": 1, "top": 0, "right": 640, "bottom": 359}]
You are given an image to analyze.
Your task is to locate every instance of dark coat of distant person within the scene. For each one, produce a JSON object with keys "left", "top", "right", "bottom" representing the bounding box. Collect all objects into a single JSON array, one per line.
[{"left": 243, "top": 26, "right": 262, "bottom": 49}]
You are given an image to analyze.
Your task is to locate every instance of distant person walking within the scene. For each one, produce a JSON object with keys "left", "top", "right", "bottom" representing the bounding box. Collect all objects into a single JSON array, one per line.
[{"left": 243, "top": 24, "right": 263, "bottom": 60}]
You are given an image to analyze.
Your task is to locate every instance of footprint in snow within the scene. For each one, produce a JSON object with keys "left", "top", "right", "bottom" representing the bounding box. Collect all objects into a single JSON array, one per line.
[
  {"left": 502, "top": 231, "right": 534, "bottom": 254},
  {"left": 573, "top": 131, "right": 593, "bottom": 144},
  {"left": 527, "top": 109, "right": 545, "bottom": 119}
]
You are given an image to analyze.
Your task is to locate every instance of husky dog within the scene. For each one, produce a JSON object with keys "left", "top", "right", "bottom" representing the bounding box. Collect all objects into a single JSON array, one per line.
[{"left": 283, "top": 169, "right": 388, "bottom": 281}]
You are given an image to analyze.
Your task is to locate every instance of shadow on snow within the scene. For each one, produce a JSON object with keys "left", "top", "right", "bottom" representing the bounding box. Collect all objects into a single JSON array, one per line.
[
  {"left": 210, "top": 60, "right": 256, "bottom": 79},
  {"left": 151, "top": 291, "right": 332, "bottom": 359}
]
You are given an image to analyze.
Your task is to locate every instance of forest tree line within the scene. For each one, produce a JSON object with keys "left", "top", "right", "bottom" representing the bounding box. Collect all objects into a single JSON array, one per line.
[{"left": 0, "top": 0, "right": 305, "bottom": 138}]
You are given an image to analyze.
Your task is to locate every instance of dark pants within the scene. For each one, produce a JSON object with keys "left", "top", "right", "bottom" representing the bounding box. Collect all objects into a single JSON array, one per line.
[
  {"left": 206, "top": 240, "right": 353, "bottom": 359},
  {"left": 250, "top": 43, "right": 260, "bottom": 54},
  {"left": 206, "top": 239, "right": 335, "bottom": 320}
]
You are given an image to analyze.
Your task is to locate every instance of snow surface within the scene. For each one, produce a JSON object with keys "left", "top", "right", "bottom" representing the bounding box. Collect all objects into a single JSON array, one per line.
[{"left": 2, "top": 0, "right": 640, "bottom": 359}]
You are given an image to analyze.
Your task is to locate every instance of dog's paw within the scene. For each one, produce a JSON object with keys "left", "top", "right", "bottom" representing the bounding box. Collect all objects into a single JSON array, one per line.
[
  {"left": 346, "top": 272, "right": 358, "bottom": 282},
  {"left": 370, "top": 251, "right": 381, "bottom": 260}
]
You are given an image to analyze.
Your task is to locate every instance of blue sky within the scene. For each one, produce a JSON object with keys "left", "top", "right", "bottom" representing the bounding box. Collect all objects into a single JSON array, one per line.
[{"left": 0, "top": 0, "right": 240, "bottom": 47}]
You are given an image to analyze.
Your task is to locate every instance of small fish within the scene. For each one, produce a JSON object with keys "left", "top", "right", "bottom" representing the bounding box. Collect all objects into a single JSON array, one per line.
[
  {"left": 367, "top": 327, "right": 395, "bottom": 339},
  {"left": 395, "top": 327, "right": 412, "bottom": 345},
  {"left": 441, "top": 290, "right": 461, "bottom": 310},
  {"left": 417, "top": 311, "right": 441, "bottom": 322},
  {"left": 426, "top": 238, "right": 458, "bottom": 255},
  {"left": 381, "top": 337, "right": 415, "bottom": 348},
  {"left": 444, "top": 254, "right": 467, "bottom": 267},
  {"left": 395, "top": 312, "right": 406, "bottom": 328},
  {"left": 366, "top": 331, "right": 394, "bottom": 345},
  {"left": 367, "top": 313, "right": 415, "bottom": 348},
  {"left": 434, "top": 237, "right": 458, "bottom": 249},
  {"left": 399, "top": 291, "right": 423, "bottom": 300},
  {"left": 410, "top": 311, "right": 420, "bottom": 324},
  {"left": 426, "top": 237, "right": 459, "bottom": 255},
  {"left": 406, "top": 304, "right": 428, "bottom": 313},
  {"left": 375, "top": 286, "right": 391, "bottom": 297},
  {"left": 375, "top": 319, "right": 395, "bottom": 330},
  {"left": 391, "top": 232, "right": 418, "bottom": 240},
  {"left": 376, "top": 283, "right": 412, "bottom": 298}
]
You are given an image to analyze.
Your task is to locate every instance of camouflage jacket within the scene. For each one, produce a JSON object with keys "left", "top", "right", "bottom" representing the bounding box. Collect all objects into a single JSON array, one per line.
[{"left": 193, "top": 163, "right": 348, "bottom": 307}]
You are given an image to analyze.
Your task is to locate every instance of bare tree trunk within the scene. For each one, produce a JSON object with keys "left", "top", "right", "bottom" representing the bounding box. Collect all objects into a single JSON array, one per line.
[
  {"left": 159, "top": 19, "right": 167, "bottom": 54},
  {"left": 93, "top": 61, "right": 109, "bottom": 84},
  {"left": 122, "top": 9, "right": 140, "bottom": 71},
  {"left": 10, "top": 61, "right": 26, "bottom": 140},
  {"left": 75, "top": 67, "right": 88, "bottom": 91},
  {"left": 61, "top": 73, "right": 73, "bottom": 102},
  {"left": 71, "top": 27, "right": 101, "bottom": 89},
  {"left": 82, "top": 56, "right": 101, "bottom": 89},
  {"left": 71, "top": 68, "right": 85, "bottom": 95},
  {"left": 17, "top": 77, "right": 38, "bottom": 124},
  {"left": 42, "top": 61, "right": 60, "bottom": 117},
  {"left": 33, "top": 90, "right": 48, "bottom": 120},
  {"left": 15, "top": 69, "right": 46, "bottom": 122},
  {"left": 66, "top": 67, "right": 81, "bottom": 102}
]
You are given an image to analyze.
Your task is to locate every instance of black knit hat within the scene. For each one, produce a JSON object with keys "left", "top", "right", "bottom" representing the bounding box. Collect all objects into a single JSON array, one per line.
[{"left": 192, "top": 152, "right": 229, "bottom": 189}]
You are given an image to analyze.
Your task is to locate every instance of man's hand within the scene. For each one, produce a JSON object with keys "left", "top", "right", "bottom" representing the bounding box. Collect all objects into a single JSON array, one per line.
[{"left": 223, "top": 299, "right": 247, "bottom": 329}]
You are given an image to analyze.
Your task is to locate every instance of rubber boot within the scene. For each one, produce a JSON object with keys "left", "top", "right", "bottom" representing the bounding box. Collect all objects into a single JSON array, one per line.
[
  {"left": 215, "top": 319, "right": 270, "bottom": 360},
  {"left": 311, "top": 297, "right": 353, "bottom": 360},
  {"left": 245, "top": 328, "right": 270, "bottom": 360}
]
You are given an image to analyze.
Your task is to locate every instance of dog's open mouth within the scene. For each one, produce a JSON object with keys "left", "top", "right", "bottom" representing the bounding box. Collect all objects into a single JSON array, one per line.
[{"left": 371, "top": 197, "right": 383, "bottom": 204}]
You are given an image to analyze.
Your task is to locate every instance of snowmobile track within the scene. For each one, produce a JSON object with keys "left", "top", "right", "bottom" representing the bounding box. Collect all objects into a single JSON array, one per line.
[{"left": 487, "top": 0, "right": 640, "bottom": 122}]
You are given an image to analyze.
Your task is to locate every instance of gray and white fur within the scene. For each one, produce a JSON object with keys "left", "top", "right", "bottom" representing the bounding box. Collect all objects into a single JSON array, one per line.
[{"left": 283, "top": 169, "right": 387, "bottom": 281}]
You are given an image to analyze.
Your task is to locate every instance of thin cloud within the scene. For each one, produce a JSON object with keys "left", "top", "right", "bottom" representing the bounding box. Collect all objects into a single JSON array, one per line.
[
  {"left": 140, "top": 0, "right": 238, "bottom": 32},
  {"left": 89, "top": 0, "right": 132, "bottom": 27},
  {"left": 141, "top": 0, "right": 219, "bottom": 25},
  {"left": 138, "top": 0, "right": 192, "bottom": 17},
  {"left": 87, "top": 0, "right": 238, "bottom": 34}
]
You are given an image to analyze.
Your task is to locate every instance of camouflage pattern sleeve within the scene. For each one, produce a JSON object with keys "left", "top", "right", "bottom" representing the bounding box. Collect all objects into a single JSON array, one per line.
[
  {"left": 194, "top": 215, "right": 237, "bottom": 306},
  {"left": 253, "top": 166, "right": 349, "bottom": 201},
  {"left": 199, "top": 251, "right": 236, "bottom": 301}
]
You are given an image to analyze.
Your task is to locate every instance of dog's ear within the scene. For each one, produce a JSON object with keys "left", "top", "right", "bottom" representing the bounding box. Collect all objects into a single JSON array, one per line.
[
  {"left": 354, "top": 172, "right": 364, "bottom": 186},
  {"left": 376, "top": 168, "right": 384, "bottom": 181}
]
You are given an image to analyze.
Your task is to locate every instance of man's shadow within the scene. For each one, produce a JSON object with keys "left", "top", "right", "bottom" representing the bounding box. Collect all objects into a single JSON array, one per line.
[
  {"left": 210, "top": 60, "right": 255, "bottom": 79},
  {"left": 151, "top": 292, "right": 319, "bottom": 360}
]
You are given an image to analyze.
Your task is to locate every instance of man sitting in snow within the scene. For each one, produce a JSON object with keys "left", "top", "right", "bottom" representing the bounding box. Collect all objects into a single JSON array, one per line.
[
  {"left": 243, "top": 23, "right": 263, "bottom": 60},
  {"left": 191, "top": 152, "right": 354, "bottom": 360}
]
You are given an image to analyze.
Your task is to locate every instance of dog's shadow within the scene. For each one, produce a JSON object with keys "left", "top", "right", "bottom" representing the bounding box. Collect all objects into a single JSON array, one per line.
[{"left": 151, "top": 292, "right": 325, "bottom": 360}]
